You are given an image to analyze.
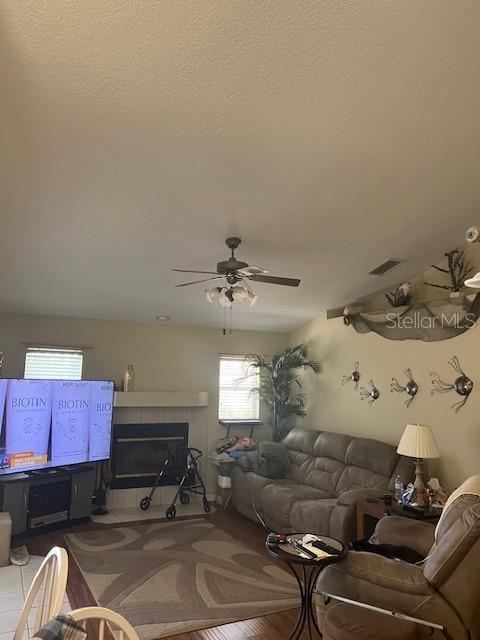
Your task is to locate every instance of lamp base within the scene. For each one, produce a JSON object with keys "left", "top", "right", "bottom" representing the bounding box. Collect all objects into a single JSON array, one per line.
[{"left": 411, "top": 458, "right": 426, "bottom": 506}]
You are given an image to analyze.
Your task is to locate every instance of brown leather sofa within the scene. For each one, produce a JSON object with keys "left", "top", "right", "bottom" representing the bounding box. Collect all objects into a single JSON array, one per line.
[
  {"left": 231, "top": 428, "right": 411, "bottom": 541},
  {"left": 318, "top": 485, "right": 480, "bottom": 640}
]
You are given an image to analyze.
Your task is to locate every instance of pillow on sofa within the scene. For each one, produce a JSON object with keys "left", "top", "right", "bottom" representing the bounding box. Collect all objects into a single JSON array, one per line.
[
  {"left": 237, "top": 451, "right": 259, "bottom": 471},
  {"left": 236, "top": 442, "right": 288, "bottom": 478},
  {"left": 257, "top": 442, "right": 288, "bottom": 479}
]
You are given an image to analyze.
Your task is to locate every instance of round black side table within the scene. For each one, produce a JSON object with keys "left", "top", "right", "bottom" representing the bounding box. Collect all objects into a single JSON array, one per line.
[{"left": 266, "top": 533, "right": 347, "bottom": 640}]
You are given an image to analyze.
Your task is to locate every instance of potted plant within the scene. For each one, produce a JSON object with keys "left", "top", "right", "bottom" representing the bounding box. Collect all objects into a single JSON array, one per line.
[
  {"left": 247, "top": 344, "right": 319, "bottom": 442},
  {"left": 424, "top": 250, "right": 474, "bottom": 297}
]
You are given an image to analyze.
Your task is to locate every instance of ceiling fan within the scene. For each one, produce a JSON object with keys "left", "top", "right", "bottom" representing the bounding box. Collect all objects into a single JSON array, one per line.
[{"left": 173, "top": 237, "right": 300, "bottom": 307}]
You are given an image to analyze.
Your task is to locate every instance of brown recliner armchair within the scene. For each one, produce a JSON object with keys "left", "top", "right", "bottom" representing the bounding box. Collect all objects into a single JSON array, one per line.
[{"left": 317, "top": 483, "right": 480, "bottom": 640}]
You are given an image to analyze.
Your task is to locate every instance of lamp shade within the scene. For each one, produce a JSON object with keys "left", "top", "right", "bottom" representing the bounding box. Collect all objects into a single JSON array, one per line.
[{"left": 397, "top": 423, "right": 440, "bottom": 459}]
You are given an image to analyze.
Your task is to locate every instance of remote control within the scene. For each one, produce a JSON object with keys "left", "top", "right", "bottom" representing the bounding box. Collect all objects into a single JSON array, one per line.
[{"left": 311, "top": 539, "right": 339, "bottom": 555}]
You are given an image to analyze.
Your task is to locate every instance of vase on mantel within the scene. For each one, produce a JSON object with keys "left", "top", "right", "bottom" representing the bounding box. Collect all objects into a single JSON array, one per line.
[{"left": 123, "top": 364, "right": 134, "bottom": 392}]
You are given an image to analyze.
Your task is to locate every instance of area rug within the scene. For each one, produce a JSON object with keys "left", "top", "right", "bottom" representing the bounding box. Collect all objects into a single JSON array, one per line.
[{"left": 65, "top": 519, "right": 299, "bottom": 639}]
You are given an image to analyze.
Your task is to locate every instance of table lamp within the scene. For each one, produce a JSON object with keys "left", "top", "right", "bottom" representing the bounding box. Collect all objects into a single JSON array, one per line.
[{"left": 396, "top": 423, "right": 440, "bottom": 506}]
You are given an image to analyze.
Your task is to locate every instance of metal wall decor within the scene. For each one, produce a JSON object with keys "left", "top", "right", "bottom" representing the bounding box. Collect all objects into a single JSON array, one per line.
[
  {"left": 391, "top": 368, "right": 418, "bottom": 407},
  {"left": 360, "top": 380, "right": 380, "bottom": 406},
  {"left": 342, "top": 361, "right": 360, "bottom": 390},
  {"left": 430, "top": 356, "right": 473, "bottom": 412}
]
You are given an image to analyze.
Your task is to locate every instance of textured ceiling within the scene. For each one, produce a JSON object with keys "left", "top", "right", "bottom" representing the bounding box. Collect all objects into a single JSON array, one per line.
[{"left": 1, "top": 1, "right": 480, "bottom": 332}]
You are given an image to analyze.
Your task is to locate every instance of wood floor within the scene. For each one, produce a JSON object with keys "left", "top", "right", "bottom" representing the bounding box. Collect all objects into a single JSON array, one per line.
[{"left": 17, "top": 507, "right": 311, "bottom": 640}]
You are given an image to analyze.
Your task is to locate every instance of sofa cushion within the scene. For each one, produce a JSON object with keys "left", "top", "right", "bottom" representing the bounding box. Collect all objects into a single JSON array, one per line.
[
  {"left": 286, "top": 449, "right": 316, "bottom": 484},
  {"left": 283, "top": 428, "right": 319, "bottom": 456},
  {"left": 345, "top": 438, "right": 399, "bottom": 478},
  {"left": 300, "top": 457, "right": 345, "bottom": 495},
  {"left": 313, "top": 431, "right": 352, "bottom": 462},
  {"left": 369, "top": 516, "right": 435, "bottom": 558},
  {"left": 335, "top": 465, "right": 390, "bottom": 497},
  {"left": 319, "top": 551, "right": 431, "bottom": 595},
  {"left": 260, "top": 481, "right": 330, "bottom": 529},
  {"left": 290, "top": 498, "right": 338, "bottom": 535}
]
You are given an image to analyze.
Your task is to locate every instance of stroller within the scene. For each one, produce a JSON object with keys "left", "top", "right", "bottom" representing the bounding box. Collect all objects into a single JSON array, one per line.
[{"left": 139, "top": 446, "right": 210, "bottom": 520}]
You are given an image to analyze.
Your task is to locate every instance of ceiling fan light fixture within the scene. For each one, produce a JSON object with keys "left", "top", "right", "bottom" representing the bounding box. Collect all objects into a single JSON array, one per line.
[
  {"left": 247, "top": 290, "right": 258, "bottom": 306},
  {"left": 232, "top": 284, "right": 248, "bottom": 301},
  {"left": 218, "top": 291, "right": 232, "bottom": 308},
  {"left": 205, "top": 286, "right": 222, "bottom": 303}
]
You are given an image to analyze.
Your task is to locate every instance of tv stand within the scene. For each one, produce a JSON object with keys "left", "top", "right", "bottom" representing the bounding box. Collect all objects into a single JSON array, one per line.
[
  {"left": 28, "top": 468, "right": 64, "bottom": 478},
  {"left": 0, "top": 464, "right": 96, "bottom": 535}
]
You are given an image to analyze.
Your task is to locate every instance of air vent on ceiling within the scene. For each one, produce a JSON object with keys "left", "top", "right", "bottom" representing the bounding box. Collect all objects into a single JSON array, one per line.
[{"left": 368, "top": 258, "right": 405, "bottom": 276}]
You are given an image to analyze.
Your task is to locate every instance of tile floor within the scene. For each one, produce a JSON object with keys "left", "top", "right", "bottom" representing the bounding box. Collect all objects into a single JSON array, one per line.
[
  {"left": 91, "top": 493, "right": 216, "bottom": 524},
  {"left": 0, "top": 555, "right": 71, "bottom": 640}
]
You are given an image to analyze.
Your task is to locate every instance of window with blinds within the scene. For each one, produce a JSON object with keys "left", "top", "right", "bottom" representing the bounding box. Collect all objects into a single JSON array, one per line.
[
  {"left": 24, "top": 347, "right": 84, "bottom": 380},
  {"left": 218, "top": 355, "right": 259, "bottom": 421}
]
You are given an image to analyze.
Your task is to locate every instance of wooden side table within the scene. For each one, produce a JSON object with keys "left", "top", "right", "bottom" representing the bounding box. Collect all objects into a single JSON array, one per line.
[
  {"left": 356, "top": 500, "right": 387, "bottom": 539},
  {"left": 356, "top": 500, "right": 442, "bottom": 540}
]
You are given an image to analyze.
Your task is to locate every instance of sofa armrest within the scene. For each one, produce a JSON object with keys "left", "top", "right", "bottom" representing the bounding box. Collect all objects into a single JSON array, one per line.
[
  {"left": 369, "top": 516, "right": 435, "bottom": 558},
  {"left": 336, "top": 488, "right": 390, "bottom": 507},
  {"left": 318, "top": 551, "right": 431, "bottom": 596}
]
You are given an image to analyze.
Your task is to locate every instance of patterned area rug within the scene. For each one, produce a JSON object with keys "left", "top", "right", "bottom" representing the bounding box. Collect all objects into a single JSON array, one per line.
[{"left": 65, "top": 519, "right": 299, "bottom": 639}]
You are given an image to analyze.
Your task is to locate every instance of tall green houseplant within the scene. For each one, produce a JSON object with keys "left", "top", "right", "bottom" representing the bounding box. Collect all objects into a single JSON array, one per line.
[{"left": 249, "top": 343, "right": 319, "bottom": 442}]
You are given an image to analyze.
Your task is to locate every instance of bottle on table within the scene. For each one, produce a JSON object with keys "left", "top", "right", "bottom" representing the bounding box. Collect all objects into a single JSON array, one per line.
[{"left": 394, "top": 475, "right": 404, "bottom": 503}]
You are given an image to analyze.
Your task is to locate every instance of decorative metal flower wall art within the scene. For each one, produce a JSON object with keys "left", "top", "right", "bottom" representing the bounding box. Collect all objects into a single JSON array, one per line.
[
  {"left": 430, "top": 356, "right": 473, "bottom": 413},
  {"left": 360, "top": 380, "right": 380, "bottom": 406},
  {"left": 342, "top": 361, "right": 361, "bottom": 391},
  {"left": 391, "top": 368, "right": 419, "bottom": 407}
]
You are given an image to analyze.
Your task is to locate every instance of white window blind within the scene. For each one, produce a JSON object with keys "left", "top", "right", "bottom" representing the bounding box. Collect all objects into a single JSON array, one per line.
[
  {"left": 218, "top": 355, "right": 259, "bottom": 421},
  {"left": 24, "top": 347, "right": 83, "bottom": 380}
]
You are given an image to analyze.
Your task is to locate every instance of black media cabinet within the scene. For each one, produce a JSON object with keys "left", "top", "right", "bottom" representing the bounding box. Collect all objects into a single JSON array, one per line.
[{"left": 0, "top": 464, "right": 96, "bottom": 535}]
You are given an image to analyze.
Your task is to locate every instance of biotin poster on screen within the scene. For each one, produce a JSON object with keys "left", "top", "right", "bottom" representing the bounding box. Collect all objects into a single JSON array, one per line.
[
  {"left": 51, "top": 381, "right": 91, "bottom": 466},
  {"left": 89, "top": 381, "right": 114, "bottom": 461},
  {"left": 5, "top": 379, "right": 52, "bottom": 467}
]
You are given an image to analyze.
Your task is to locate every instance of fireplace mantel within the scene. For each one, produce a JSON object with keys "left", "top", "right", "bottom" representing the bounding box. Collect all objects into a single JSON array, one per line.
[{"left": 114, "top": 391, "right": 208, "bottom": 408}]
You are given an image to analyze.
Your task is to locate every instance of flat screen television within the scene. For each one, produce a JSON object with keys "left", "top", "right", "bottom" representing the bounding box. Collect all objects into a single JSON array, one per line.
[{"left": 0, "top": 379, "right": 114, "bottom": 475}]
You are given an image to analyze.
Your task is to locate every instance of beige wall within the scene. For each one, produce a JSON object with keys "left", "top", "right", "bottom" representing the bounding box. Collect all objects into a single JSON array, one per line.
[
  {"left": 0, "top": 312, "right": 287, "bottom": 492},
  {"left": 289, "top": 311, "right": 480, "bottom": 492},
  {"left": 3, "top": 295, "right": 478, "bottom": 496}
]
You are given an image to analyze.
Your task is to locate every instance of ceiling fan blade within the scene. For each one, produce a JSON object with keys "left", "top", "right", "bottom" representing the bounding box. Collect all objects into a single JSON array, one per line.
[
  {"left": 249, "top": 274, "right": 300, "bottom": 287},
  {"left": 175, "top": 276, "right": 224, "bottom": 287},
  {"left": 172, "top": 269, "right": 219, "bottom": 275},
  {"left": 326, "top": 306, "right": 346, "bottom": 319},
  {"left": 238, "top": 265, "right": 269, "bottom": 275}
]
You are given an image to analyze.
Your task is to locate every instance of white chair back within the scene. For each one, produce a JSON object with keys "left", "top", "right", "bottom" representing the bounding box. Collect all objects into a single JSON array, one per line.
[
  {"left": 14, "top": 546, "right": 68, "bottom": 640},
  {"left": 69, "top": 607, "right": 140, "bottom": 640}
]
